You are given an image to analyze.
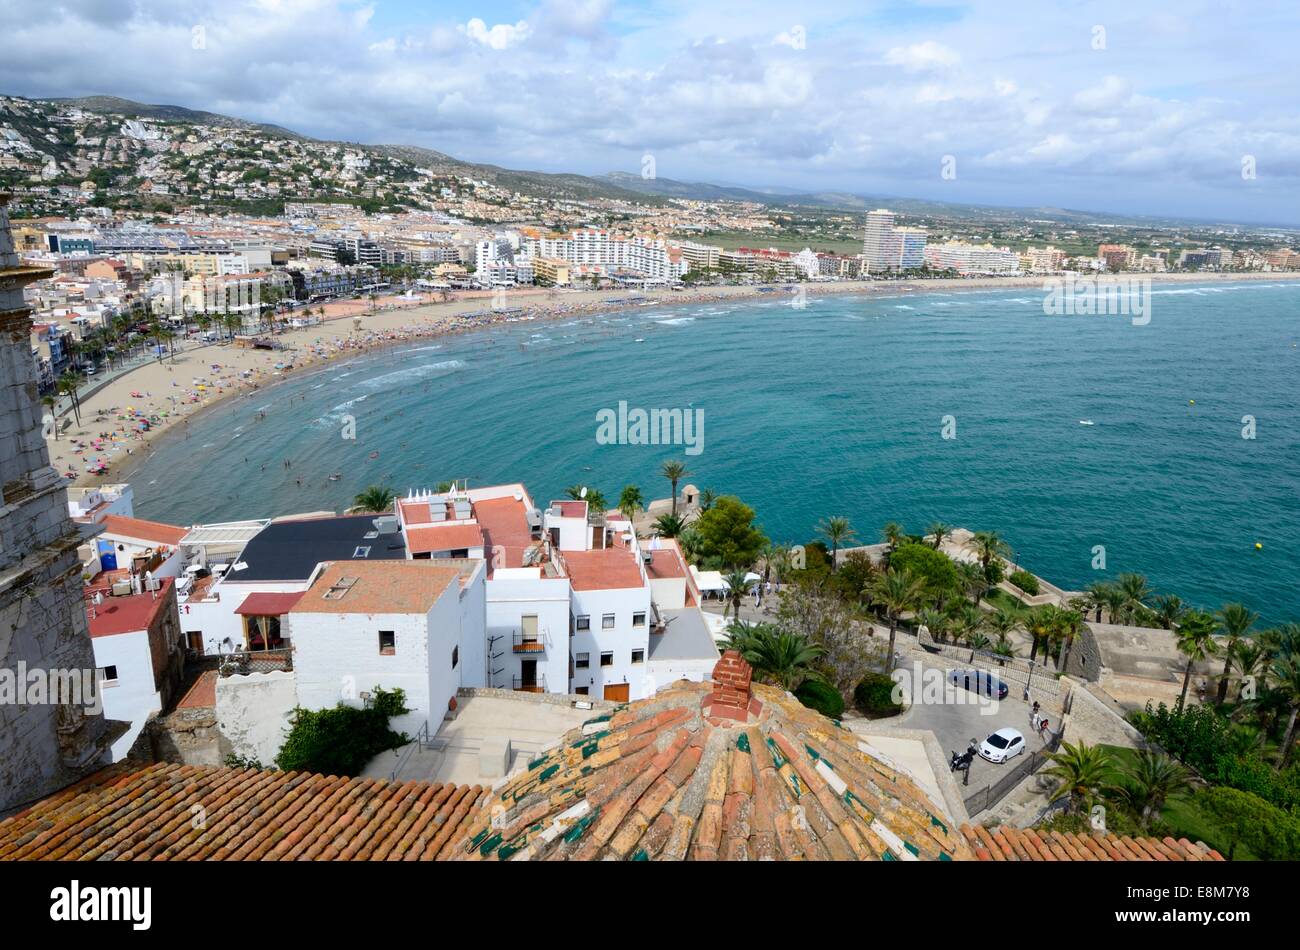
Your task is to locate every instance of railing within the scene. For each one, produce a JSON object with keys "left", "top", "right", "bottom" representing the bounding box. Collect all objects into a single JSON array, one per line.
[
  {"left": 512, "top": 675, "right": 546, "bottom": 693},
  {"left": 962, "top": 730, "right": 1061, "bottom": 817},
  {"left": 512, "top": 632, "right": 546, "bottom": 653},
  {"left": 218, "top": 647, "right": 293, "bottom": 677}
]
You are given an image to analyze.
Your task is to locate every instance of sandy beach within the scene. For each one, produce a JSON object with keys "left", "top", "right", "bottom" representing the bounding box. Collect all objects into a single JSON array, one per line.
[{"left": 47, "top": 271, "right": 1300, "bottom": 490}]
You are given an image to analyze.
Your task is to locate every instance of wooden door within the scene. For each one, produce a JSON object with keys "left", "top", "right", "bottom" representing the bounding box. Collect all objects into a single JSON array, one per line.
[{"left": 603, "top": 683, "right": 630, "bottom": 702}]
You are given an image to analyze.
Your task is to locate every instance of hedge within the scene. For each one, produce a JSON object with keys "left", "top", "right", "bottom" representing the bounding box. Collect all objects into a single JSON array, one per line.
[
  {"left": 854, "top": 672, "right": 904, "bottom": 718},
  {"left": 795, "top": 679, "right": 845, "bottom": 720},
  {"left": 1009, "top": 569, "right": 1040, "bottom": 595}
]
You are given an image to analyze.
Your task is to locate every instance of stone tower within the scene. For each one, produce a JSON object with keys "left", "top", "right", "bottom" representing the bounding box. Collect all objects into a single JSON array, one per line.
[{"left": 0, "top": 192, "right": 113, "bottom": 815}]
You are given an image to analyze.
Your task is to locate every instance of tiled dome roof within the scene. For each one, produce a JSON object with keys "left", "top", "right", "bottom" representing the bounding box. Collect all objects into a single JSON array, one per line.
[{"left": 448, "top": 651, "right": 972, "bottom": 861}]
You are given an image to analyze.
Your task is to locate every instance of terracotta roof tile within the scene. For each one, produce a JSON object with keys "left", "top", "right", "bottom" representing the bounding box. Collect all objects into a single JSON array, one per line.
[
  {"left": 447, "top": 660, "right": 969, "bottom": 862},
  {"left": 960, "top": 825, "right": 1223, "bottom": 862},
  {"left": 0, "top": 763, "right": 484, "bottom": 861}
]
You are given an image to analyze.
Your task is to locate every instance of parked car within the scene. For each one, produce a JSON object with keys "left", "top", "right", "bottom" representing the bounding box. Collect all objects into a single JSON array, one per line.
[
  {"left": 979, "top": 728, "right": 1026, "bottom": 764},
  {"left": 947, "top": 668, "right": 1009, "bottom": 700}
]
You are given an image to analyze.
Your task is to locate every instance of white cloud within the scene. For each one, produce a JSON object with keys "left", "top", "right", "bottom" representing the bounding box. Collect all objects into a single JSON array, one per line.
[
  {"left": 883, "top": 41, "right": 960, "bottom": 72},
  {"left": 459, "top": 18, "right": 531, "bottom": 50}
]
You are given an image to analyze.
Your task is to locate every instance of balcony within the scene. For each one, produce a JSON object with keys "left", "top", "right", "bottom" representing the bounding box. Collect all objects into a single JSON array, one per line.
[
  {"left": 512, "top": 632, "right": 546, "bottom": 654},
  {"left": 512, "top": 675, "right": 547, "bottom": 693},
  {"left": 218, "top": 648, "right": 293, "bottom": 677}
]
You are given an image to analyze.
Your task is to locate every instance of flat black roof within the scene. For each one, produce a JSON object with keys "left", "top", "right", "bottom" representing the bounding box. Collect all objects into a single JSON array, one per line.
[{"left": 232, "top": 514, "right": 407, "bottom": 582}]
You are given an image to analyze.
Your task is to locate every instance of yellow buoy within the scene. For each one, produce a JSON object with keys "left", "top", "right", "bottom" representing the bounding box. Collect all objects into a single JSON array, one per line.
[
  {"left": 1255, "top": 542, "right": 1263, "bottom": 550},
  {"left": 1189, "top": 399, "right": 1195, "bottom": 405}
]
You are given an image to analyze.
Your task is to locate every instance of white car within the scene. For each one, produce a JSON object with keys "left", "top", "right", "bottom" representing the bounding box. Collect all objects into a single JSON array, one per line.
[{"left": 978, "top": 728, "right": 1026, "bottom": 764}]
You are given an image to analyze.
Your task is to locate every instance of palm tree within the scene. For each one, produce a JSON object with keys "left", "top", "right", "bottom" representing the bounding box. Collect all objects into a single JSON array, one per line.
[
  {"left": 915, "top": 607, "right": 949, "bottom": 645},
  {"left": 41, "top": 394, "right": 58, "bottom": 440},
  {"left": 1230, "top": 640, "right": 1269, "bottom": 707},
  {"left": 1115, "top": 572, "right": 1152, "bottom": 623},
  {"left": 1109, "top": 749, "right": 1189, "bottom": 829},
  {"left": 1025, "top": 604, "right": 1060, "bottom": 664},
  {"left": 617, "top": 484, "right": 644, "bottom": 522},
  {"left": 1271, "top": 656, "right": 1300, "bottom": 767},
  {"left": 1055, "top": 608, "right": 1085, "bottom": 673},
  {"left": 970, "top": 530, "right": 1011, "bottom": 572},
  {"left": 1043, "top": 742, "right": 1114, "bottom": 813},
  {"left": 951, "top": 603, "right": 987, "bottom": 660},
  {"left": 563, "top": 484, "right": 607, "bottom": 513},
  {"left": 352, "top": 485, "right": 395, "bottom": 513},
  {"left": 817, "top": 516, "right": 855, "bottom": 572},
  {"left": 1214, "top": 603, "right": 1257, "bottom": 705},
  {"left": 986, "top": 604, "right": 1025, "bottom": 651},
  {"left": 722, "top": 568, "right": 751, "bottom": 622},
  {"left": 1101, "top": 585, "right": 1128, "bottom": 626},
  {"left": 727, "top": 625, "right": 823, "bottom": 692},
  {"left": 677, "top": 528, "right": 704, "bottom": 567},
  {"left": 652, "top": 513, "right": 686, "bottom": 538},
  {"left": 1152, "top": 593, "right": 1186, "bottom": 631},
  {"left": 954, "top": 560, "right": 986, "bottom": 605},
  {"left": 660, "top": 460, "right": 688, "bottom": 516},
  {"left": 696, "top": 487, "right": 717, "bottom": 512},
  {"left": 869, "top": 567, "right": 927, "bottom": 672},
  {"left": 56, "top": 371, "right": 85, "bottom": 426},
  {"left": 880, "top": 521, "right": 905, "bottom": 553},
  {"left": 1175, "top": 610, "right": 1219, "bottom": 707},
  {"left": 926, "top": 521, "right": 952, "bottom": 550}
]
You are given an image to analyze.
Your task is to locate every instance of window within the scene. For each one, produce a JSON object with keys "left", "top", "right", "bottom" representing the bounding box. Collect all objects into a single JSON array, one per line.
[
  {"left": 451, "top": 646, "right": 459, "bottom": 669},
  {"left": 631, "top": 649, "right": 645, "bottom": 664},
  {"left": 575, "top": 615, "right": 590, "bottom": 631},
  {"left": 602, "top": 613, "right": 615, "bottom": 629},
  {"left": 574, "top": 686, "right": 589, "bottom": 696},
  {"left": 632, "top": 612, "right": 646, "bottom": 627},
  {"left": 600, "top": 652, "right": 614, "bottom": 667},
  {"left": 378, "top": 630, "right": 396, "bottom": 655},
  {"left": 99, "top": 665, "right": 119, "bottom": 685},
  {"left": 575, "top": 652, "right": 590, "bottom": 669}
]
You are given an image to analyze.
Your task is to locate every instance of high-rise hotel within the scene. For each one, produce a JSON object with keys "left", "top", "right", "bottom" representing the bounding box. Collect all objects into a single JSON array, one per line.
[{"left": 861, "top": 209, "right": 927, "bottom": 272}]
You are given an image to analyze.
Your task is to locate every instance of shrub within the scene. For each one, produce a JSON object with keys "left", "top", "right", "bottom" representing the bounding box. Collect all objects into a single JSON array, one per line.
[
  {"left": 854, "top": 672, "right": 903, "bottom": 718},
  {"left": 888, "top": 543, "right": 958, "bottom": 598},
  {"left": 1009, "top": 570, "right": 1040, "bottom": 595},
  {"left": 795, "top": 679, "right": 845, "bottom": 720},
  {"left": 275, "top": 686, "right": 410, "bottom": 776}
]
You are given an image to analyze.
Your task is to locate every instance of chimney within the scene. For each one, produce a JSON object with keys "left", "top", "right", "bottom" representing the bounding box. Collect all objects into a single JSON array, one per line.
[{"left": 706, "top": 650, "right": 756, "bottom": 722}]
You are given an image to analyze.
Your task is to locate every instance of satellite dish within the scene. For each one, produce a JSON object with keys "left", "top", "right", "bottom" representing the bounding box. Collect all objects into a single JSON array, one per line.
[{"left": 579, "top": 487, "right": 587, "bottom": 499}]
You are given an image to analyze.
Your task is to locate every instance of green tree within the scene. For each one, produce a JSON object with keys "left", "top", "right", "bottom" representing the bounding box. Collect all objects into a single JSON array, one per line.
[
  {"left": 722, "top": 568, "right": 752, "bottom": 622},
  {"left": 1215, "top": 603, "right": 1257, "bottom": 705},
  {"left": 926, "top": 520, "right": 952, "bottom": 550},
  {"left": 652, "top": 513, "right": 685, "bottom": 538},
  {"left": 617, "top": 483, "right": 644, "bottom": 522},
  {"left": 816, "top": 516, "right": 856, "bottom": 572},
  {"left": 660, "top": 459, "right": 688, "bottom": 517},
  {"left": 970, "top": 530, "right": 1011, "bottom": 572},
  {"left": 722, "top": 622, "right": 823, "bottom": 692},
  {"left": 1108, "top": 749, "right": 1189, "bottom": 830},
  {"left": 868, "top": 567, "right": 927, "bottom": 672},
  {"left": 353, "top": 485, "right": 395, "bottom": 513},
  {"left": 1043, "top": 742, "right": 1114, "bottom": 813},
  {"left": 692, "top": 496, "right": 767, "bottom": 569},
  {"left": 1175, "top": 610, "right": 1219, "bottom": 707},
  {"left": 1199, "top": 786, "right": 1300, "bottom": 860}
]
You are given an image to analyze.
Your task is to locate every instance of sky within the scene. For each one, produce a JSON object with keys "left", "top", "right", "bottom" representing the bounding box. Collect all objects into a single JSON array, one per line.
[{"left": 2, "top": 0, "right": 1298, "bottom": 224}]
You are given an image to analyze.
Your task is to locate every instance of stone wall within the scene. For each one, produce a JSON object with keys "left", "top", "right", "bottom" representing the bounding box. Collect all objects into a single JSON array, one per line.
[
  {"left": 1061, "top": 681, "right": 1147, "bottom": 750},
  {"left": 215, "top": 670, "right": 296, "bottom": 767}
]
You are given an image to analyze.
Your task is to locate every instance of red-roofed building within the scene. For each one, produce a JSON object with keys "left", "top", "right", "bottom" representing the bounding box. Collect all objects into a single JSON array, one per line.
[{"left": 85, "top": 577, "right": 184, "bottom": 761}]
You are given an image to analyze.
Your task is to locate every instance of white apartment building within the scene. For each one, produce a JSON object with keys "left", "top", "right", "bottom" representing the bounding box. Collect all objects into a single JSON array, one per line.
[
  {"left": 862, "top": 209, "right": 928, "bottom": 272},
  {"left": 923, "top": 241, "right": 1021, "bottom": 275},
  {"left": 521, "top": 229, "right": 687, "bottom": 282},
  {"left": 1020, "top": 245, "right": 1067, "bottom": 273},
  {"left": 285, "top": 559, "right": 487, "bottom": 736},
  {"left": 394, "top": 483, "right": 718, "bottom": 703}
]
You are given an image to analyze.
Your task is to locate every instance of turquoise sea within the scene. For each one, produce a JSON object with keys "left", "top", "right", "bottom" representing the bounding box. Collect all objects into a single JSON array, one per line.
[{"left": 129, "top": 281, "right": 1300, "bottom": 625}]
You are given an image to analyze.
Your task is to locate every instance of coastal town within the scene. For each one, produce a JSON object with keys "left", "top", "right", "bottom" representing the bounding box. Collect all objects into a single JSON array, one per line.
[{"left": 0, "top": 3, "right": 1296, "bottom": 934}]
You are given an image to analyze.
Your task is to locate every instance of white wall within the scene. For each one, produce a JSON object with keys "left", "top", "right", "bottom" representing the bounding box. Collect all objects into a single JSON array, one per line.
[
  {"left": 484, "top": 572, "right": 570, "bottom": 694},
  {"left": 215, "top": 670, "right": 297, "bottom": 766},
  {"left": 179, "top": 579, "right": 310, "bottom": 656},
  {"left": 290, "top": 609, "right": 431, "bottom": 736},
  {"left": 569, "top": 585, "right": 652, "bottom": 700},
  {"left": 92, "top": 629, "right": 160, "bottom": 761}
]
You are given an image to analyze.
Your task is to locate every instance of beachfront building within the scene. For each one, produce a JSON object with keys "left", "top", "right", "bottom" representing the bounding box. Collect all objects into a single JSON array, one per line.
[
  {"left": 717, "top": 246, "right": 800, "bottom": 280},
  {"left": 80, "top": 514, "right": 187, "bottom": 580},
  {"left": 1020, "top": 245, "right": 1067, "bottom": 273},
  {"left": 1097, "top": 244, "right": 1137, "bottom": 271},
  {"left": 85, "top": 575, "right": 184, "bottom": 760},
  {"left": 923, "top": 241, "right": 1021, "bottom": 275},
  {"left": 861, "top": 209, "right": 928, "bottom": 272},
  {"left": 521, "top": 228, "right": 687, "bottom": 283}
]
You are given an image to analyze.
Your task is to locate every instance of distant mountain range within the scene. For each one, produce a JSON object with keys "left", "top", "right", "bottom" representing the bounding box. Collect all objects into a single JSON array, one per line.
[{"left": 24, "top": 95, "right": 1281, "bottom": 229}]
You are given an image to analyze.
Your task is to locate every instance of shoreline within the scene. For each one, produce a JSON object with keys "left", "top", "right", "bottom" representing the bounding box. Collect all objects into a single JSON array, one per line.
[{"left": 53, "top": 270, "right": 1300, "bottom": 492}]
